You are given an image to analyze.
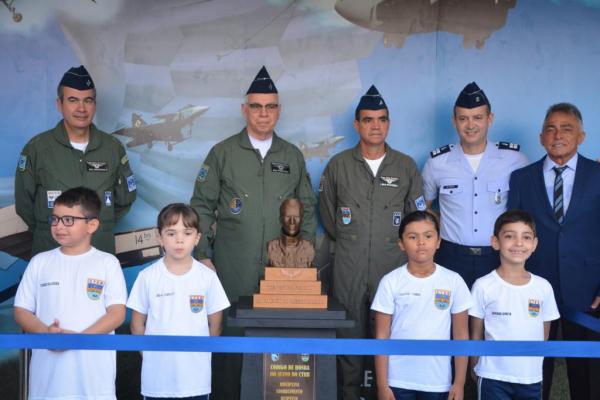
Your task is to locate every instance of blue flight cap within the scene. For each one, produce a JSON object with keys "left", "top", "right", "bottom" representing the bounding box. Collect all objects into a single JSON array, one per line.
[
  {"left": 455, "top": 82, "right": 490, "bottom": 109},
  {"left": 355, "top": 85, "right": 387, "bottom": 115},
  {"left": 246, "top": 66, "right": 278, "bottom": 94},
  {"left": 59, "top": 65, "right": 95, "bottom": 90}
]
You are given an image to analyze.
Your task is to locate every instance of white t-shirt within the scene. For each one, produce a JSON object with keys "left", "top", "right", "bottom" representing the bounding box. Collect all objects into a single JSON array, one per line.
[
  {"left": 364, "top": 154, "right": 386, "bottom": 176},
  {"left": 70, "top": 141, "right": 88, "bottom": 152},
  {"left": 127, "top": 258, "right": 230, "bottom": 397},
  {"left": 371, "top": 263, "right": 472, "bottom": 392},
  {"left": 469, "top": 270, "right": 560, "bottom": 384},
  {"left": 14, "top": 247, "right": 127, "bottom": 400},
  {"left": 248, "top": 133, "right": 272, "bottom": 159},
  {"left": 464, "top": 152, "right": 484, "bottom": 173}
]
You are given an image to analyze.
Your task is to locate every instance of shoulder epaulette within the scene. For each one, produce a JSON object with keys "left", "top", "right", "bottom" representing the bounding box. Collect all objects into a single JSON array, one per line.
[
  {"left": 497, "top": 141, "right": 520, "bottom": 151},
  {"left": 430, "top": 145, "right": 451, "bottom": 158}
]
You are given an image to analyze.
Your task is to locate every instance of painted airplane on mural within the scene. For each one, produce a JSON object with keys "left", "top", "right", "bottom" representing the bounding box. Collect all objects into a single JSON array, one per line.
[
  {"left": 299, "top": 136, "right": 344, "bottom": 162},
  {"left": 334, "top": 0, "right": 517, "bottom": 48},
  {"left": 112, "top": 105, "right": 209, "bottom": 151}
]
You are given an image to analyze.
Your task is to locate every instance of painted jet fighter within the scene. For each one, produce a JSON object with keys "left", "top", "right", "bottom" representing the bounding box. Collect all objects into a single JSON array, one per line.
[
  {"left": 113, "top": 104, "right": 209, "bottom": 151},
  {"left": 299, "top": 136, "right": 344, "bottom": 162}
]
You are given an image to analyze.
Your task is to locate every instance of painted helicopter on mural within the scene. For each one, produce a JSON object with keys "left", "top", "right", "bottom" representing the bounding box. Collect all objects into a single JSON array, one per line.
[
  {"left": 299, "top": 136, "right": 345, "bottom": 162},
  {"left": 112, "top": 104, "right": 209, "bottom": 151}
]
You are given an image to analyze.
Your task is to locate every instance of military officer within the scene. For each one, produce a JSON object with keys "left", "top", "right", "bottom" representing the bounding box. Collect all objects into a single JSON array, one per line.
[
  {"left": 319, "top": 85, "right": 425, "bottom": 400},
  {"left": 15, "top": 65, "right": 136, "bottom": 256},
  {"left": 421, "top": 82, "right": 528, "bottom": 288},
  {"left": 190, "top": 66, "right": 317, "bottom": 400}
]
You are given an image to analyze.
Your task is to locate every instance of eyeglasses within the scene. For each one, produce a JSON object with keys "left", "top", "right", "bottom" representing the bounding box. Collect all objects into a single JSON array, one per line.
[
  {"left": 48, "top": 215, "right": 96, "bottom": 226},
  {"left": 247, "top": 103, "right": 279, "bottom": 114}
]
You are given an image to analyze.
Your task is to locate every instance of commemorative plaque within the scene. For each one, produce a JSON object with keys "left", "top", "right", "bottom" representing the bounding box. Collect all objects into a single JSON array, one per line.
[{"left": 264, "top": 353, "right": 315, "bottom": 400}]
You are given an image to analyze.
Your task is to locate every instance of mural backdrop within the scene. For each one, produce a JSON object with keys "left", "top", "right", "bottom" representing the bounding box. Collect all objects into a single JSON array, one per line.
[{"left": 1, "top": 0, "right": 600, "bottom": 397}]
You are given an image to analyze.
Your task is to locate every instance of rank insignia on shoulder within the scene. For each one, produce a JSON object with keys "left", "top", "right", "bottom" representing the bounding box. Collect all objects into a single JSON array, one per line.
[
  {"left": 197, "top": 164, "right": 210, "bottom": 182},
  {"left": 430, "top": 145, "right": 451, "bottom": 158},
  {"left": 18, "top": 154, "right": 27, "bottom": 171},
  {"left": 121, "top": 155, "right": 129, "bottom": 165},
  {"left": 498, "top": 141, "right": 520, "bottom": 151}
]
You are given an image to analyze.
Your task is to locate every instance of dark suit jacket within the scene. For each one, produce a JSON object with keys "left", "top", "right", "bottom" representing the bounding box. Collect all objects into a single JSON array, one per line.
[{"left": 507, "top": 154, "right": 600, "bottom": 311}]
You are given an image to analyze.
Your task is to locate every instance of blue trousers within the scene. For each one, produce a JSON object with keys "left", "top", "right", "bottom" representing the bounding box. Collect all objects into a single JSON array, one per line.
[
  {"left": 478, "top": 377, "right": 541, "bottom": 400},
  {"left": 390, "top": 387, "right": 448, "bottom": 400}
]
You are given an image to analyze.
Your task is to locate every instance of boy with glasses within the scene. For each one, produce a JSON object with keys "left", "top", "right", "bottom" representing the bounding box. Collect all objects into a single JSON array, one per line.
[{"left": 14, "top": 186, "right": 127, "bottom": 400}]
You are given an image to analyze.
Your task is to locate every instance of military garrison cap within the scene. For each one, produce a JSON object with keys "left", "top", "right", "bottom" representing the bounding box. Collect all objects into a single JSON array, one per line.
[
  {"left": 246, "top": 66, "right": 278, "bottom": 94},
  {"left": 356, "top": 85, "right": 388, "bottom": 114},
  {"left": 455, "top": 82, "right": 490, "bottom": 110},
  {"left": 59, "top": 65, "right": 95, "bottom": 90}
]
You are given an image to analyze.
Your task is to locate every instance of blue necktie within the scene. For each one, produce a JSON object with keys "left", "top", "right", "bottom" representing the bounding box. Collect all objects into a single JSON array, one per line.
[{"left": 553, "top": 166, "right": 567, "bottom": 223}]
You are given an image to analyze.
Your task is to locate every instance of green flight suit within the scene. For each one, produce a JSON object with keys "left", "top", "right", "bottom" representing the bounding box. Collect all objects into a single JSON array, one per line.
[
  {"left": 191, "top": 128, "right": 317, "bottom": 302},
  {"left": 319, "top": 144, "right": 425, "bottom": 400},
  {"left": 15, "top": 121, "right": 137, "bottom": 256},
  {"left": 191, "top": 128, "right": 317, "bottom": 400}
]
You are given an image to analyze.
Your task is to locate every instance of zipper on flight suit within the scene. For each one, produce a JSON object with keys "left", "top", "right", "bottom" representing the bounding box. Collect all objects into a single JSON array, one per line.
[{"left": 256, "top": 148, "right": 266, "bottom": 265}]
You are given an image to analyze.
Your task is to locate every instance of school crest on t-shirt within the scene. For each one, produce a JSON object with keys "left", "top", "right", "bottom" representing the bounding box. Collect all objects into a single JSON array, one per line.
[
  {"left": 190, "top": 295, "right": 204, "bottom": 313},
  {"left": 528, "top": 299, "right": 540, "bottom": 317},
  {"left": 86, "top": 278, "right": 105, "bottom": 300},
  {"left": 434, "top": 289, "right": 451, "bottom": 310}
]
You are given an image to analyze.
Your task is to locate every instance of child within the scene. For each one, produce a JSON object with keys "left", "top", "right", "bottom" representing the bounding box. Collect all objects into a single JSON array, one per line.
[
  {"left": 127, "top": 203, "right": 230, "bottom": 400},
  {"left": 14, "top": 186, "right": 127, "bottom": 399},
  {"left": 371, "top": 210, "right": 472, "bottom": 400},
  {"left": 469, "top": 210, "right": 559, "bottom": 399}
]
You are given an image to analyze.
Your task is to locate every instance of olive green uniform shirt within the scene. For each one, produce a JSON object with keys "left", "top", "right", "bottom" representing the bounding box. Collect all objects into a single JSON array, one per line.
[
  {"left": 319, "top": 144, "right": 425, "bottom": 324},
  {"left": 190, "top": 129, "right": 317, "bottom": 302},
  {"left": 15, "top": 121, "right": 137, "bottom": 256}
]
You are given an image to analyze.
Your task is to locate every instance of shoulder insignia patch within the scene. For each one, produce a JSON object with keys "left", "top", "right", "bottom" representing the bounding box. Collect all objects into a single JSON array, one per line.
[
  {"left": 430, "top": 145, "right": 451, "bottom": 158},
  {"left": 197, "top": 164, "right": 210, "bottom": 182},
  {"left": 121, "top": 155, "right": 129, "bottom": 165},
  {"left": 498, "top": 141, "right": 520, "bottom": 151},
  {"left": 18, "top": 154, "right": 27, "bottom": 172}
]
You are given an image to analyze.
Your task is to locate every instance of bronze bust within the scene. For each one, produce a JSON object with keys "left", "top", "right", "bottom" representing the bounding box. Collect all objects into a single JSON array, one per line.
[{"left": 267, "top": 198, "right": 315, "bottom": 268}]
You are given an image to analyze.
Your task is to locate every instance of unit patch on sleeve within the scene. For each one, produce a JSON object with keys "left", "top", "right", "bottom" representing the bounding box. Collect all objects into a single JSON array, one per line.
[
  {"left": 415, "top": 195, "right": 426, "bottom": 211},
  {"left": 18, "top": 155, "right": 27, "bottom": 172},
  {"left": 126, "top": 175, "right": 137, "bottom": 192},
  {"left": 47, "top": 190, "right": 62, "bottom": 208},
  {"left": 393, "top": 211, "right": 401, "bottom": 226},
  {"left": 197, "top": 164, "right": 210, "bottom": 182}
]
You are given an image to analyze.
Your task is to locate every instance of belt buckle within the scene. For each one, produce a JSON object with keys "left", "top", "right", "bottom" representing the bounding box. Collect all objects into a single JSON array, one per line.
[{"left": 469, "top": 247, "right": 482, "bottom": 256}]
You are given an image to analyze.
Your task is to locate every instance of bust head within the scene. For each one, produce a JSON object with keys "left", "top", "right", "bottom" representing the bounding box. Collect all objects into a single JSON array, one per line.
[{"left": 280, "top": 198, "right": 303, "bottom": 238}]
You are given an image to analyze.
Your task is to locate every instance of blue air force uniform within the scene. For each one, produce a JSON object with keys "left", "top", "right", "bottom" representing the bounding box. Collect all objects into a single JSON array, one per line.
[{"left": 422, "top": 83, "right": 529, "bottom": 287}]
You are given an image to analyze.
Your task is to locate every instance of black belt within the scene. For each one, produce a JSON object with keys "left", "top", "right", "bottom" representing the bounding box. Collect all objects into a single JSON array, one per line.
[{"left": 440, "top": 239, "right": 495, "bottom": 256}]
